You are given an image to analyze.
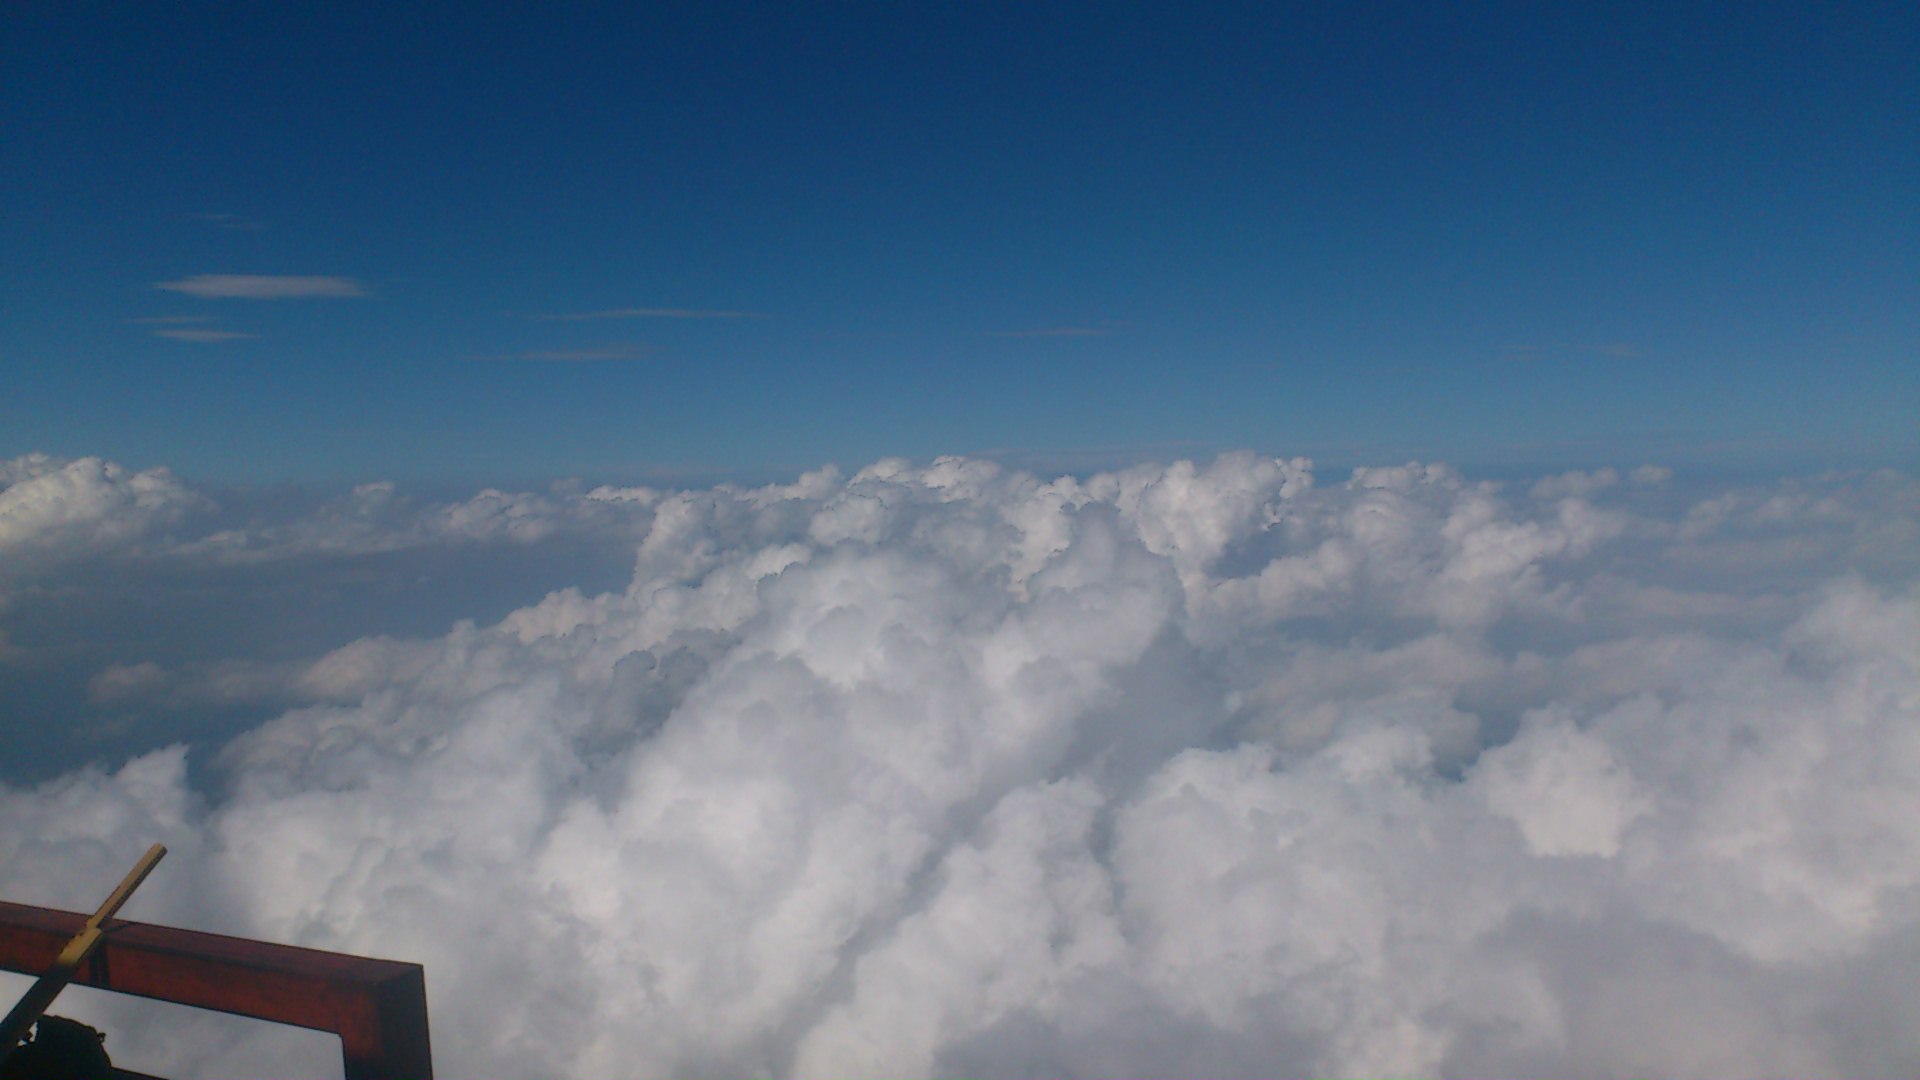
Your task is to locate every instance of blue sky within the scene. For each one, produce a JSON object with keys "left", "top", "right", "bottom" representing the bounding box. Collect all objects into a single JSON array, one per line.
[{"left": 4, "top": 2, "right": 1914, "bottom": 485}]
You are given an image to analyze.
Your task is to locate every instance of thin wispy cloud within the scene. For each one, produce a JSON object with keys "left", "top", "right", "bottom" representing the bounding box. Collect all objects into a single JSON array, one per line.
[
  {"left": 1585, "top": 341, "right": 1643, "bottom": 359},
  {"left": 479, "top": 346, "right": 652, "bottom": 362},
  {"left": 1502, "top": 341, "right": 1645, "bottom": 361},
  {"left": 990, "top": 324, "right": 1121, "bottom": 338},
  {"left": 130, "top": 315, "right": 251, "bottom": 341},
  {"left": 191, "top": 212, "right": 268, "bottom": 232},
  {"left": 154, "top": 274, "right": 366, "bottom": 299},
  {"left": 526, "top": 307, "right": 766, "bottom": 321},
  {"left": 152, "top": 328, "right": 254, "bottom": 342}
]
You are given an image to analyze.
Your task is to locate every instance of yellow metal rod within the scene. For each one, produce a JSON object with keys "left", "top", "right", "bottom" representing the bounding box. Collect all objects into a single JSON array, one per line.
[{"left": 0, "top": 844, "right": 167, "bottom": 1051}]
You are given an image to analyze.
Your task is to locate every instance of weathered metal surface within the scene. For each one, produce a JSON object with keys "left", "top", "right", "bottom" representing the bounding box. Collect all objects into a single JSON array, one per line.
[
  {"left": 1, "top": 844, "right": 167, "bottom": 1053},
  {"left": 0, "top": 901, "right": 431, "bottom": 1080}
]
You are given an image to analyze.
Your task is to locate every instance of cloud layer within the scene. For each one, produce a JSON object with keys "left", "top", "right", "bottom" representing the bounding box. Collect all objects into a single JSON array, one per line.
[{"left": 1, "top": 452, "right": 1916, "bottom": 1078}]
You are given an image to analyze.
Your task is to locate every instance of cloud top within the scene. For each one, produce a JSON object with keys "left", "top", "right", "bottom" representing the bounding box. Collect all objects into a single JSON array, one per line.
[
  {"left": 1, "top": 452, "right": 1916, "bottom": 1079},
  {"left": 0, "top": 454, "right": 209, "bottom": 568}
]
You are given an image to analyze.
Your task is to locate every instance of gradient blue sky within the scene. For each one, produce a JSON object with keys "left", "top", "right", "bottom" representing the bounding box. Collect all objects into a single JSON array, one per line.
[{"left": 5, "top": 2, "right": 1914, "bottom": 485}]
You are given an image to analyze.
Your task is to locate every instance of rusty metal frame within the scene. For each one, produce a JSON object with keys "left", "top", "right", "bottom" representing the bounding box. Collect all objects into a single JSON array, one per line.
[{"left": 0, "top": 900, "right": 431, "bottom": 1080}]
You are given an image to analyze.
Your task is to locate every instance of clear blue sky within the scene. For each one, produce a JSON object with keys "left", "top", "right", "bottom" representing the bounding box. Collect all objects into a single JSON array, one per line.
[{"left": 4, "top": 2, "right": 1914, "bottom": 485}]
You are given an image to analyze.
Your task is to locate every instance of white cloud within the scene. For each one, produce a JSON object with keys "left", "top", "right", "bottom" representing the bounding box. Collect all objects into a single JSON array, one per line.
[
  {"left": 0, "top": 455, "right": 210, "bottom": 569},
  {"left": 169, "top": 479, "right": 659, "bottom": 564},
  {"left": 1530, "top": 467, "right": 1619, "bottom": 500},
  {"left": 1, "top": 453, "right": 1917, "bottom": 1078},
  {"left": 1473, "top": 708, "right": 1649, "bottom": 857},
  {"left": 1630, "top": 463, "right": 1673, "bottom": 486},
  {"left": 0, "top": 457, "right": 657, "bottom": 572},
  {"left": 153, "top": 275, "right": 366, "bottom": 299}
]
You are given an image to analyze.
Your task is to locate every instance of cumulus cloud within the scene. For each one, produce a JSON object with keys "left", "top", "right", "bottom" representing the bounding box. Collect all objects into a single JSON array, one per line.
[
  {"left": 0, "top": 455, "right": 656, "bottom": 576},
  {"left": 0, "top": 455, "right": 666, "bottom": 785},
  {"left": 1, "top": 453, "right": 1917, "bottom": 1078},
  {"left": 173, "top": 478, "right": 662, "bottom": 563},
  {"left": 0, "top": 455, "right": 210, "bottom": 570},
  {"left": 153, "top": 275, "right": 366, "bottom": 299}
]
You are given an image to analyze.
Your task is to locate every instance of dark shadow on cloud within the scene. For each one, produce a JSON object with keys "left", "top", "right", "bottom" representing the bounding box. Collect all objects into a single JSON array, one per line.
[
  {"left": 934, "top": 989, "right": 1325, "bottom": 1080},
  {"left": 1437, "top": 906, "right": 1875, "bottom": 1078}
]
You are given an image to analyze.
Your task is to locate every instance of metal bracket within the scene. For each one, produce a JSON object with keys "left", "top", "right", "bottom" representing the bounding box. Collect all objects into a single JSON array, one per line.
[{"left": 0, "top": 901, "right": 431, "bottom": 1079}]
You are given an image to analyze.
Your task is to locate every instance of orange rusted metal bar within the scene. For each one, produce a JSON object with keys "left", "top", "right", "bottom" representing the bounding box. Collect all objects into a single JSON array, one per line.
[
  {"left": 2, "top": 844, "right": 167, "bottom": 1052},
  {"left": 0, "top": 900, "right": 431, "bottom": 1079}
]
